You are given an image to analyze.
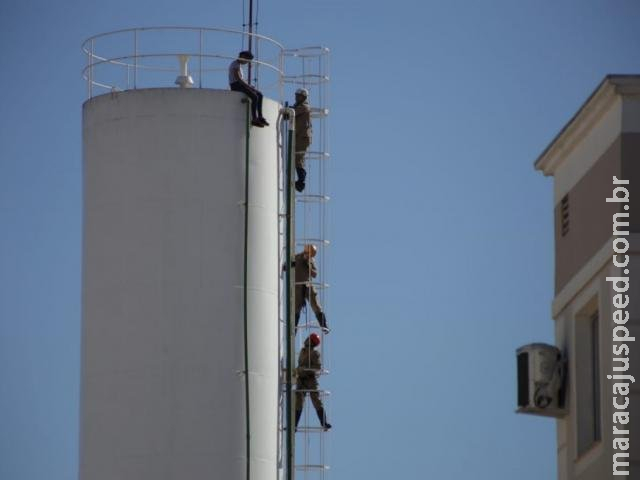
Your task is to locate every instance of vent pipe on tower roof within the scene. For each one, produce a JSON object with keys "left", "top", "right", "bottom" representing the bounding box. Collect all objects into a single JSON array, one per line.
[{"left": 175, "top": 55, "right": 194, "bottom": 88}]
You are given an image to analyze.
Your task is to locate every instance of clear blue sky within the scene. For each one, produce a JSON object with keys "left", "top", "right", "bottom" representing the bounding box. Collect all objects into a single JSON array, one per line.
[{"left": 1, "top": 1, "right": 639, "bottom": 479}]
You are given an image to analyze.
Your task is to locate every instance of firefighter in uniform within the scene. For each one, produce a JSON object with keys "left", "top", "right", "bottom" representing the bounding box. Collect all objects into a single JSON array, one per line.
[
  {"left": 295, "top": 333, "right": 331, "bottom": 430},
  {"left": 294, "top": 244, "right": 329, "bottom": 333},
  {"left": 293, "top": 88, "right": 312, "bottom": 192}
]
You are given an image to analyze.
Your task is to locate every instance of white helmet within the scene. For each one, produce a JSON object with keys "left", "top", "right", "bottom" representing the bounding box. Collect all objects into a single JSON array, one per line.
[
  {"left": 303, "top": 244, "right": 317, "bottom": 257},
  {"left": 295, "top": 88, "right": 309, "bottom": 98}
]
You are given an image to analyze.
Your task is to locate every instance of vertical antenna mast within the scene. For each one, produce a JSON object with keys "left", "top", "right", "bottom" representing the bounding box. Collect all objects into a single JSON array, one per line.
[{"left": 247, "top": 0, "right": 254, "bottom": 85}]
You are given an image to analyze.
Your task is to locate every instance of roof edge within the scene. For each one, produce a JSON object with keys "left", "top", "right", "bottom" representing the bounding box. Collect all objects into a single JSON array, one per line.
[{"left": 534, "top": 74, "right": 640, "bottom": 176}]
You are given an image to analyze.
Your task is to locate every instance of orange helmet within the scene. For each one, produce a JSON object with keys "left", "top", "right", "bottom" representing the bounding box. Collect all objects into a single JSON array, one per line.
[{"left": 308, "top": 333, "right": 321, "bottom": 347}]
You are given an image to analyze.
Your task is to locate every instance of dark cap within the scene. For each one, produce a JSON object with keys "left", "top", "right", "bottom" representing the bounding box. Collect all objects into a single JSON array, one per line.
[{"left": 239, "top": 50, "right": 254, "bottom": 60}]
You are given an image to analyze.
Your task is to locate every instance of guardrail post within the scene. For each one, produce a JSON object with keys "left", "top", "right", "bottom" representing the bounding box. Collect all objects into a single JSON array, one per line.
[
  {"left": 89, "top": 39, "right": 94, "bottom": 98},
  {"left": 199, "top": 29, "right": 203, "bottom": 88},
  {"left": 133, "top": 30, "right": 138, "bottom": 89}
]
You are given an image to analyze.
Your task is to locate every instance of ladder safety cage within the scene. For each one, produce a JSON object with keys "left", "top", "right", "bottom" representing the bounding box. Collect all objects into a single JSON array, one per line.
[{"left": 279, "top": 46, "right": 331, "bottom": 480}]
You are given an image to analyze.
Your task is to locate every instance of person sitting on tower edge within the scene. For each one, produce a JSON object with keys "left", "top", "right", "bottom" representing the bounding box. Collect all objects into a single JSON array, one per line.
[
  {"left": 228, "top": 50, "right": 269, "bottom": 127},
  {"left": 295, "top": 333, "right": 331, "bottom": 431},
  {"left": 293, "top": 88, "right": 312, "bottom": 192},
  {"left": 294, "top": 244, "right": 329, "bottom": 333}
]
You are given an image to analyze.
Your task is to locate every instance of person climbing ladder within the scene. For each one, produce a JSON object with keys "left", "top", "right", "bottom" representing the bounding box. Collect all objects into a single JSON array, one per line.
[
  {"left": 295, "top": 333, "right": 331, "bottom": 431},
  {"left": 294, "top": 244, "right": 329, "bottom": 333},
  {"left": 292, "top": 88, "right": 312, "bottom": 192}
]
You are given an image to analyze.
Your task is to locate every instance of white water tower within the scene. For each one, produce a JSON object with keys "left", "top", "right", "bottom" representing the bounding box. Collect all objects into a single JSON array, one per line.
[{"left": 80, "top": 28, "right": 283, "bottom": 480}]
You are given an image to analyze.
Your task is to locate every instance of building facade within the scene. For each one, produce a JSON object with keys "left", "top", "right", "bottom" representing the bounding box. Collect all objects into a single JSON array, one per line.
[{"left": 535, "top": 75, "right": 640, "bottom": 479}]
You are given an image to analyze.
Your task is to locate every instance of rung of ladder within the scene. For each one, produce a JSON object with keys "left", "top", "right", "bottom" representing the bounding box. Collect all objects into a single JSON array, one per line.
[
  {"left": 295, "top": 238, "right": 330, "bottom": 246},
  {"left": 295, "top": 464, "right": 330, "bottom": 471},
  {"left": 294, "top": 389, "right": 331, "bottom": 395},
  {"left": 295, "top": 194, "right": 330, "bottom": 204},
  {"left": 295, "top": 426, "right": 330, "bottom": 433}
]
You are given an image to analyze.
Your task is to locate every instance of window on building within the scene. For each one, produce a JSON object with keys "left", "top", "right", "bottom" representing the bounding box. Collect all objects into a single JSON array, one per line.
[{"left": 575, "top": 308, "right": 601, "bottom": 456}]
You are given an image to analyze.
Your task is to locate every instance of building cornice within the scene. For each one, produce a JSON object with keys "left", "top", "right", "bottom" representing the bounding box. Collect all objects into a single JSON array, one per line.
[{"left": 534, "top": 75, "right": 640, "bottom": 177}]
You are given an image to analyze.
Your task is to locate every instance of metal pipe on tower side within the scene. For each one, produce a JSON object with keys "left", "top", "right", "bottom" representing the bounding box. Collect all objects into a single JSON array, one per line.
[{"left": 282, "top": 105, "right": 296, "bottom": 480}]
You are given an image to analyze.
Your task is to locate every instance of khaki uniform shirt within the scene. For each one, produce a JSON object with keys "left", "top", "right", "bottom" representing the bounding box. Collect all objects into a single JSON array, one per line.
[
  {"left": 294, "top": 101, "right": 312, "bottom": 139},
  {"left": 297, "top": 345, "right": 321, "bottom": 378},
  {"left": 294, "top": 253, "right": 317, "bottom": 284}
]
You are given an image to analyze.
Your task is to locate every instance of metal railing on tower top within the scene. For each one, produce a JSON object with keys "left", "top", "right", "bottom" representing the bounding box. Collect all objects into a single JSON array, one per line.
[{"left": 81, "top": 27, "right": 284, "bottom": 99}]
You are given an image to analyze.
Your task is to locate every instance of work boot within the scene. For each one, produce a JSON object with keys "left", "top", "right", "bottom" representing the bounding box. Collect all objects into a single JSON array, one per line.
[
  {"left": 251, "top": 119, "right": 265, "bottom": 127},
  {"left": 295, "top": 167, "right": 307, "bottom": 192},
  {"left": 295, "top": 409, "right": 303, "bottom": 429},
  {"left": 316, "top": 408, "right": 331, "bottom": 430},
  {"left": 317, "top": 312, "right": 330, "bottom": 334}
]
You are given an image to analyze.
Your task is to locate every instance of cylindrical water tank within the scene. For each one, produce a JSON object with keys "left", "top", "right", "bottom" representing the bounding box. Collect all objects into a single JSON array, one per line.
[{"left": 81, "top": 88, "right": 279, "bottom": 480}]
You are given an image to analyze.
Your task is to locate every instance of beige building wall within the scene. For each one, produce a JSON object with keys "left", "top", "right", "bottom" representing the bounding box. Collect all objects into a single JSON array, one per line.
[{"left": 536, "top": 76, "right": 640, "bottom": 479}]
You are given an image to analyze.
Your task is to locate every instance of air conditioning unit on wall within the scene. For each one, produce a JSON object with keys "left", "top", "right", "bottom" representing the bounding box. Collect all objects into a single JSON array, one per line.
[{"left": 516, "top": 343, "right": 566, "bottom": 418}]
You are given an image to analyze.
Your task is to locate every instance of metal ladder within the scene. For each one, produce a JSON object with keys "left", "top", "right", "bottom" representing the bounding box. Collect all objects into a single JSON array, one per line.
[{"left": 278, "top": 46, "right": 331, "bottom": 480}]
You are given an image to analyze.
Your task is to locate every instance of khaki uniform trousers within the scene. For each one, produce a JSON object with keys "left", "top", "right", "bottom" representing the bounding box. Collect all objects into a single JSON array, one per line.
[
  {"left": 295, "top": 136, "right": 311, "bottom": 169},
  {"left": 295, "top": 374, "right": 323, "bottom": 412},
  {"left": 295, "top": 284, "right": 323, "bottom": 327}
]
